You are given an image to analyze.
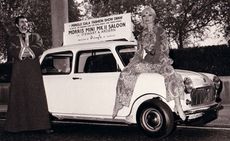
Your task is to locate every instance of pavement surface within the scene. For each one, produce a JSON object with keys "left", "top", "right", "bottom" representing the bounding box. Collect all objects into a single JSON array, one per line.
[
  {"left": 206, "top": 104, "right": 230, "bottom": 128},
  {"left": 0, "top": 104, "right": 230, "bottom": 128}
]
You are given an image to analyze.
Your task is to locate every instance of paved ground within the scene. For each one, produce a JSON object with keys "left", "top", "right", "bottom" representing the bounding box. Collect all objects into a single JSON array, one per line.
[
  {"left": 0, "top": 104, "right": 229, "bottom": 128},
  {"left": 206, "top": 104, "right": 230, "bottom": 127},
  {"left": 0, "top": 122, "right": 230, "bottom": 141}
]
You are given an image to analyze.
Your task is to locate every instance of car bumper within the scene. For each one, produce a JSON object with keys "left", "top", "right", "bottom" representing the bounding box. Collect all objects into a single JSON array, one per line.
[{"left": 183, "top": 103, "right": 223, "bottom": 125}]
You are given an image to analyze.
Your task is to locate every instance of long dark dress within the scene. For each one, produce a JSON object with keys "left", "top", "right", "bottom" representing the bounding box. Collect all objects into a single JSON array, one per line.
[{"left": 5, "top": 33, "right": 51, "bottom": 132}]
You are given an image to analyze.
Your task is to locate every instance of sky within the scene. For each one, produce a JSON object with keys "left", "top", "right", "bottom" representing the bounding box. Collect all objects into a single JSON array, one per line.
[
  {"left": 190, "top": 25, "right": 226, "bottom": 47},
  {"left": 76, "top": 0, "right": 84, "bottom": 2}
]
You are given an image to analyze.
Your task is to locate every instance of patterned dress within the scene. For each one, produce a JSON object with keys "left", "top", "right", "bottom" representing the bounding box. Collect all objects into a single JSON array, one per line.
[{"left": 113, "top": 24, "right": 184, "bottom": 118}]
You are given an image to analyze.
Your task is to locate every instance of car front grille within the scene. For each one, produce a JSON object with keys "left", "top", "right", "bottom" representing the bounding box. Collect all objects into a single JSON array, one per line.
[{"left": 190, "top": 86, "right": 216, "bottom": 106}]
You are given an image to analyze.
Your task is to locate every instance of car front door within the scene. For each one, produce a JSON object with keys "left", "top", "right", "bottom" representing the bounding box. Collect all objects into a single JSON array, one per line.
[
  {"left": 41, "top": 51, "right": 74, "bottom": 114},
  {"left": 69, "top": 49, "right": 121, "bottom": 117}
]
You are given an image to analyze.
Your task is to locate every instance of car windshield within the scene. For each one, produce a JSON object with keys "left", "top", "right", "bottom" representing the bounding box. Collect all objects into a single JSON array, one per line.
[
  {"left": 116, "top": 45, "right": 179, "bottom": 69},
  {"left": 116, "top": 45, "right": 136, "bottom": 67}
]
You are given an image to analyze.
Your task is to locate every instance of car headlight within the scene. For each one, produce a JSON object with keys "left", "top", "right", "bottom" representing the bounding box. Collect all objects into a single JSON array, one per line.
[{"left": 184, "top": 77, "right": 193, "bottom": 94}]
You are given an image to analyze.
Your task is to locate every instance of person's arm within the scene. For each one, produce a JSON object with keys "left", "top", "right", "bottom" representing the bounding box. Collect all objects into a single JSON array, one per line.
[
  {"left": 7, "top": 36, "right": 21, "bottom": 62},
  {"left": 30, "top": 33, "right": 44, "bottom": 56},
  {"left": 127, "top": 44, "right": 143, "bottom": 66}
]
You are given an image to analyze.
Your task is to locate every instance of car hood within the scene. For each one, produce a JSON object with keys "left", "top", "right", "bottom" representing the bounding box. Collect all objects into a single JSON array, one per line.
[{"left": 176, "top": 69, "right": 213, "bottom": 87}]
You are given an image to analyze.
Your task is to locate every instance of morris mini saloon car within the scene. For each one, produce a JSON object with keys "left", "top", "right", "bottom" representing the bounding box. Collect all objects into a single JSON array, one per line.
[{"left": 40, "top": 41, "right": 222, "bottom": 138}]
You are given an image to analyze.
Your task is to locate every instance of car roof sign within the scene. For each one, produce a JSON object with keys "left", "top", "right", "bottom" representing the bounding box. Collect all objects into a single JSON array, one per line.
[{"left": 63, "top": 13, "right": 135, "bottom": 45}]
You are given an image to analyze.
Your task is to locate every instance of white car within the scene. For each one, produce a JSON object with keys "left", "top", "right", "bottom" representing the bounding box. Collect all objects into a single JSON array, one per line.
[{"left": 40, "top": 41, "right": 222, "bottom": 138}]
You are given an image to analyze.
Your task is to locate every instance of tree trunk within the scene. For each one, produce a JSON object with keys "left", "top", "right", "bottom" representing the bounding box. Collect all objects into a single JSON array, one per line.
[
  {"left": 50, "top": 0, "right": 69, "bottom": 47},
  {"left": 178, "top": 29, "right": 184, "bottom": 49},
  {"left": 0, "top": 22, "right": 10, "bottom": 61}
]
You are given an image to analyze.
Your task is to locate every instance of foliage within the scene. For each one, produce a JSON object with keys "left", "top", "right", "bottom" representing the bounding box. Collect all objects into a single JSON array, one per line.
[
  {"left": 219, "top": 0, "right": 230, "bottom": 43},
  {"left": 0, "top": 0, "right": 52, "bottom": 52},
  {"left": 87, "top": 0, "right": 228, "bottom": 49},
  {"left": 159, "top": 0, "right": 225, "bottom": 49},
  {"left": 170, "top": 44, "right": 230, "bottom": 76},
  {"left": 68, "top": 0, "right": 81, "bottom": 22},
  {"left": 219, "top": 0, "right": 230, "bottom": 26},
  {"left": 0, "top": 0, "right": 83, "bottom": 63}
]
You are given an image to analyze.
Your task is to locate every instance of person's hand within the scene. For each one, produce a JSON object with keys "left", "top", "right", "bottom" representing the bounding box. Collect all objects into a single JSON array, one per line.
[
  {"left": 23, "top": 47, "right": 31, "bottom": 57},
  {"left": 21, "top": 46, "right": 35, "bottom": 59}
]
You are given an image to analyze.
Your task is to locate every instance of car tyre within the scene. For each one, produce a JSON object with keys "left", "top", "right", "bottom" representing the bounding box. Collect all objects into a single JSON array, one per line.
[{"left": 137, "top": 99, "right": 175, "bottom": 138}]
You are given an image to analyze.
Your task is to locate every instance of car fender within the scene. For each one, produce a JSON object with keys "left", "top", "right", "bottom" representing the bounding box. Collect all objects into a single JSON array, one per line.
[
  {"left": 131, "top": 73, "right": 167, "bottom": 104},
  {"left": 125, "top": 94, "right": 174, "bottom": 124},
  {"left": 121, "top": 73, "right": 174, "bottom": 123}
]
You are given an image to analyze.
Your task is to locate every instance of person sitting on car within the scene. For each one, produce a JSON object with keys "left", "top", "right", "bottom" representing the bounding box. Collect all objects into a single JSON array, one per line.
[{"left": 113, "top": 7, "right": 186, "bottom": 121}]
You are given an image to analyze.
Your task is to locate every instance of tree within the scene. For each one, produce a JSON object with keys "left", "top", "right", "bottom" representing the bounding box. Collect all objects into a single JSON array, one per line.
[
  {"left": 0, "top": 21, "right": 8, "bottom": 63},
  {"left": 0, "top": 0, "right": 52, "bottom": 63},
  {"left": 219, "top": 0, "right": 229, "bottom": 26},
  {"left": 87, "top": 0, "right": 228, "bottom": 48},
  {"left": 68, "top": 0, "right": 81, "bottom": 22},
  {"left": 0, "top": 0, "right": 84, "bottom": 63},
  {"left": 159, "top": 0, "right": 225, "bottom": 48},
  {"left": 219, "top": 0, "right": 230, "bottom": 46}
]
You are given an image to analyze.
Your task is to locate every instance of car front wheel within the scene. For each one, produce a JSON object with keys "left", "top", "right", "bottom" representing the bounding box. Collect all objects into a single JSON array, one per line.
[{"left": 137, "top": 99, "right": 175, "bottom": 138}]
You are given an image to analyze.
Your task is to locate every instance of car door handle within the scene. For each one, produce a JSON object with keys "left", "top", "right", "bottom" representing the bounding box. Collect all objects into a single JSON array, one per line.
[{"left": 72, "top": 77, "right": 82, "bottom": 80}]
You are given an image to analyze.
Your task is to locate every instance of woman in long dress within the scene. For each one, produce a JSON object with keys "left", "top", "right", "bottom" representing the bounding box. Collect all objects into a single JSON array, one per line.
[{"left": 113, "top": 7, "right": 186, "bottom": 120}]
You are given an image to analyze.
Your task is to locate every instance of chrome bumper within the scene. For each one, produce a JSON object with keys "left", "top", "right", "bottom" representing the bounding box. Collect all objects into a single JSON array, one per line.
[
  {"left": 182, "top": 103, "right": 223, "bottom": 125},
  {"left": 184, "top": 103, "right": 223, "bottom": 115}
]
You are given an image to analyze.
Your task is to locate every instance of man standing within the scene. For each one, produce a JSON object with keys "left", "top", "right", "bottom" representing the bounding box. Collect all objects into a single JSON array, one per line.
[{"left": 5, "top": 16, "right": 51, "bottom": 132}]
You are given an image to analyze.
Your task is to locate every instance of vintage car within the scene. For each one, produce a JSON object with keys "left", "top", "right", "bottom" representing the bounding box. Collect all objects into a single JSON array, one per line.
[{"left": 39, "top": 40, "right": 223, "bottom": 138}]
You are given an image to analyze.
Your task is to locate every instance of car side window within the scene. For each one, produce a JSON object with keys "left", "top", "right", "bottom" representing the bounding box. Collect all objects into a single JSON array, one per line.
[
  {"left": 75, "top": 49, "right": 119, "bottom": 73},
  {"left": 41, "top": 51, "right": 73, "bottom": 75}
]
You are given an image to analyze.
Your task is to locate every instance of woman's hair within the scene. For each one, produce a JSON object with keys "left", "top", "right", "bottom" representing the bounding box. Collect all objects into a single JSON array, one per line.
[
  {"left": 141, "top": 7, "right": 156, "bottom": 19},
  {"left": 140, "top": 7, "right": 157, "bottom": 29}
]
